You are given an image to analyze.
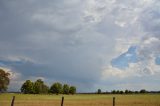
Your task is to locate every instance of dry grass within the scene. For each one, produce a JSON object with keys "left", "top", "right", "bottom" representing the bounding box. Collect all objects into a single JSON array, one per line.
[{"left": 0, "top": 93, "right": 160, "bottom": 106}]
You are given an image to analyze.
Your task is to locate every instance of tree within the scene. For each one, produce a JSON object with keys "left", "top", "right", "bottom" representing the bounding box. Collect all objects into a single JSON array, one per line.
[
  {"left": 21, "top": 79, "right": 49, "bottom": 94},
  {"left": 50, "top": 82, "right": 62, "bottom": 95},
  {"left": 111, "top": 90, "right": 116, "bottom": 94},
  {"left": 128, "top": 90, "right": 133, "bottom": 94},
  {"left": 63, "top": 84, "right": 70, "bottom": 94},
  {"left": 135, "top": 91, "right": 139, "bottom": 94},
  {"left": 120, "top": 91, "right": 124, "bottom": 94},
  {"left": 21, "top": 80, "right": 34, "bottom": 94},
  {"left": 41, "top": 84, "right": 49, "bottom": 94},
  {"left": 34, "top": 79, "right": 49, "bottom": 94},
  {"left": 140, "top": 89, "right": 147, "bottom": 93},
  {"left": 125, "top": 89, "right": 129, "bottom": 94},
  {"left": 97, "top": 89, "right": 101, "bottom": 94},
  {"left": 116, "top": 90, "right": 120, "bottom": 94},
  {"left": 69, "top": 86, "right": 76, "bottom": 94},
  {"left": 0, "top": 69, "right": 10, "bottom": 92}
]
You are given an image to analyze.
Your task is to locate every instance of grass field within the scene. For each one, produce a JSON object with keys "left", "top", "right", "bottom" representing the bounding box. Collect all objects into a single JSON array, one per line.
[{"left": 0, "top": 93, "right": 160, "bottom": 106}]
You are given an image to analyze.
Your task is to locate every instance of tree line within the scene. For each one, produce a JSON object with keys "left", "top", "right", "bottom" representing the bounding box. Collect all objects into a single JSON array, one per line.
[
  {"left": 1, "top": 68, "right": 160, "bottom": 94},
  {"left": 0, "top": 68, "right": 76, "bottom": 94},
  {"left": 97, "top": 89, "right": 159, "bottom": 94},
  {"left": 21, "top": 79, "right": 76, "bottom": 95},
  {"left": 111, "top": 89, "right": 147, "bottom": 94}
]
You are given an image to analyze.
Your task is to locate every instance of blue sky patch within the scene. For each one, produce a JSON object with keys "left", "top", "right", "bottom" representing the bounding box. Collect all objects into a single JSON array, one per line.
[
  {"left": 155, "top": 56, "right": 160, "bottom": 65},
  {"left": 111, "top": 46, "right": 138, "bottom": 69}
]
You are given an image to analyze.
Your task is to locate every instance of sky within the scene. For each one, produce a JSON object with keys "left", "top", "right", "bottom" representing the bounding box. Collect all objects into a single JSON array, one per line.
[{"left": 0, "top": 0, "right": 160, "bottom": 92}]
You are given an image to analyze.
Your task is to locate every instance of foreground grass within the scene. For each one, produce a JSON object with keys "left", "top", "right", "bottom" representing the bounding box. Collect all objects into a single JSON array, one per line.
[{"left": 0, "top": 93, "right": 160, "bottom": 106}]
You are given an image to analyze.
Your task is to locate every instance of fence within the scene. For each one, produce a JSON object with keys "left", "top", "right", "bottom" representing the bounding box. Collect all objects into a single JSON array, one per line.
[{"left": 10, "top": 96, "right": 116, "bottom": 106}]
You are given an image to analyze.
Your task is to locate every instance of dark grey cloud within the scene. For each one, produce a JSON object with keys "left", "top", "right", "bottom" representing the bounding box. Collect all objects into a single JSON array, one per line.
[{"left": 0, "top": 0, "right": 109, "bottom": 92}]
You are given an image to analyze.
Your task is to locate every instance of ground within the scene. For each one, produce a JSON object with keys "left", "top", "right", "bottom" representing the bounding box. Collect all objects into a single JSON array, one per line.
[{"left": 0, "top": 93, "right": 160, "bottom": 106}]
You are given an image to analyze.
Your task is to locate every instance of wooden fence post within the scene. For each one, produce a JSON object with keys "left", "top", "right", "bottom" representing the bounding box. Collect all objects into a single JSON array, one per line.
[
  {"left": 113, "top": 97, "right": 115, "bottom": 106},
  {"left": 11, "top": 96, "right": 15, "bottom": 106},
  {"left": 61, "top": 96, "right": 64, "bottom": 106}
]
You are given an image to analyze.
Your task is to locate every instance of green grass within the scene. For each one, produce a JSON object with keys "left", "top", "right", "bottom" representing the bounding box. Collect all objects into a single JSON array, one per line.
[{"left": 0, "top": 93, "right": 160, "bottom": 106}]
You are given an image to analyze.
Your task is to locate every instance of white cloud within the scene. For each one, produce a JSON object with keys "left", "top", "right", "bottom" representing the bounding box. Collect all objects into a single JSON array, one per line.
[
  {"left": 83, "top": 0, "right": 108, "bottom": 23},
  {"left": 0, "top": 67, "right": 12, "bottom": 73},
  {"left": 0, "top": 66, "right": 22, "bottom": 91},
  {"left": 138, "top": 37, "right": 160, "bottom": 60},
  {"left": 143, "top": 37, "right": 159, "bottom": 44},
  {"left": 125, "top": 53, "right": 133, "bottom": 57},
  {"left": 114, "top": 21, "right": 126, "bottom": 27},
  {"left": 101, "top": 0, "right": 160, "bottom": 79},
  {"left": 102, "top": 48, "right": 160, "bottom": 80},
  {"left": 0, "top": 67, "right": 21, "bottom": 80},
  {"left": 1, "top": 55, "right": 36, "bottom": 63}
]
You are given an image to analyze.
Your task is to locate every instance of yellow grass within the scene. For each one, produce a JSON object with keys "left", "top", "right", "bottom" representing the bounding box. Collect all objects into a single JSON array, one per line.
[{"left": 0, "top": 93, "right": 160, "bottom": 106}]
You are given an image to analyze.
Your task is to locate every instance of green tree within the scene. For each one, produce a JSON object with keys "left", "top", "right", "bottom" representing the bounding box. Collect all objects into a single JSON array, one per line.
[
  {"left": 135, "top": 91, "right": 139, "bottom": 94},
  {"left": 116, "top": 90, "right": 120, "bottom": 94},
  {"left": 41, "top": 84, "right": 49, "bottom": 94},
  {"left": 21, "top": 79, "right": 49, "bottom": 94},
  {"left": 111, "top": 90, "right": 116, "bottom": 94},
  {"left": 125, "top": 89, "right": 129, "bottom": 94},
  {"left": 69, "top": 86, "right": 76, "bottom": 94},
  {"left": 97, "top": 89, "right": 101, "bottom": 94},
  {"left": 120, "top": 90, "right": 124, "bottom": 94},
  {"left": 128, "top": 90, "right": 133, "bottom": 94},
  {"left": 21, "top": 80, "right": 34, "bottom": 94},
  {"left": 140, "top": 89, "right": 147, "bottom": 93},
  {"left": 34, "top": 79, "right": 43, "bottom": 94},
  {"left": 0, "top": 69, "right": 10, "bottom": 92},
  {"left": 50, "top": 82, "right": 62, "bottom": 95},
  {"left": 34, "top": 79, "right": 49, "bottom": 94},
  {"left": 63, "top": 84, "right": 70, "bottom": 94}
]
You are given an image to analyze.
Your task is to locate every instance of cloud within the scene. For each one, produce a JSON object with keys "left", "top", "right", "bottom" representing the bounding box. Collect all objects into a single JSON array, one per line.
[
  {"left": 0, "top": 66, "right": 22, "bottom": 91},
  {"left": 102, "top": 37, "right": 160, "bottom": 79},
  {"left": 0, "top": 0, "right": 160, "bottom": 92},
  {"left": 140, "top": 0, "right": 160, "bottom": 38},
  {"left": 102, "top": 31, "right": 160, "bottom": 90}
]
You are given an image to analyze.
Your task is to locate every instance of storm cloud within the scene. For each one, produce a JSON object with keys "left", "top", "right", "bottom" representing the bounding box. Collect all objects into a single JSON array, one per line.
[{"left": 0, "top": 0, "right": 160, "bottom": 92}]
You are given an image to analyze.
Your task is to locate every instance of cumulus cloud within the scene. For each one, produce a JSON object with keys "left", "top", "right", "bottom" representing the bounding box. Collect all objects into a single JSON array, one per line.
[{"left": 102, "top": 37, "right": 160, "bottom": 79}]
